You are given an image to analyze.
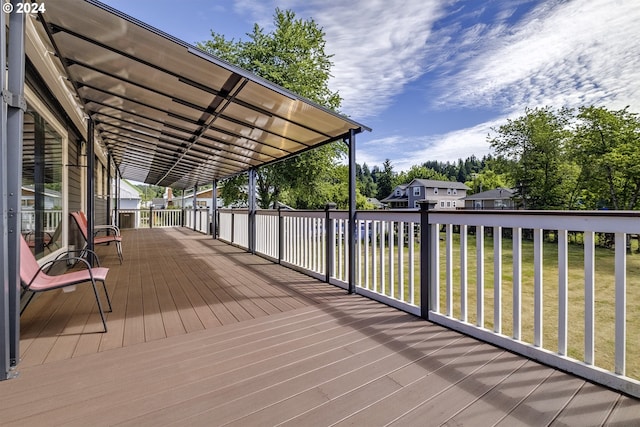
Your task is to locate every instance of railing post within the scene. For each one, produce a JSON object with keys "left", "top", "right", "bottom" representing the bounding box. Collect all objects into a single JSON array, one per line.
[
  {"left": 325, "top": 203, "right": 336, "bottom": 283},
  {"left": 419, "top": 200, "right": 437, "bottom": 320},
  {"left": 278, "top": 206, "right": 284, "bottom": 264},
  {"left": 149, "top": 206, "right": 153, "bottom": 229},
  {"left": 230, "top": 211, "right": 235, "bottom": 244},
  {"left": 211, "top": 179, "right": 217, "bottom": 239}
]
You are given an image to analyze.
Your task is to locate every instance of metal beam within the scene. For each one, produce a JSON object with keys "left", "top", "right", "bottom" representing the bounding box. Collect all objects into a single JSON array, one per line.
[
  {"left": 347, "top": 129, "right": 357, "bottom": 294},
  {"left": 0, "top": 3, "right": 11, "bottom": 381},
  {"left": 192, "top": 185, "right": 197, "bottom": 231},
  {"left": 87, "top": 118, "right": 95, "bottom": 263},
  {"left": 1, "top": 3, "right": 26, "bottom": 380},
  {"left": 248, "top": 168, "right": 256, "bottom": 254},
  {"left": 211, "top": 180, "right": 217, "bottom": 239}
]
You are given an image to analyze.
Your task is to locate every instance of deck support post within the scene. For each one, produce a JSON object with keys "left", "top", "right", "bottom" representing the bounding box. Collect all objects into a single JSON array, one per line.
[
  {"left": 86, "top": 118, "right": 95, "bottom": 265},
  {"left": 114, "top": 169, "right": 121, "bottom": 228},
  {"left": 325, "top": 203, "right": 336, "bottom": 284},
  {"left": 278, "top": 206, "right": 284, "bottom": 264},
  {"left": 248, "top": 168, "right": 257, "bottom": 254},
  {"left": 347, "top": 129, "right": 357, "bottom": 294},
  {"left": 106, "top": 153, "right": 112, "bottom": 230},
  {"left": 211, "top": 180, "right": 217, "bottom": 238},
  {"left": 192, "top": 185, "right": 197, "bottom": 231},
  {"left": 1, "top": 2, "right": 26, "bottom": 379},
  {"left": 419, "top": 200, "right": 437, "bottom": 320}
]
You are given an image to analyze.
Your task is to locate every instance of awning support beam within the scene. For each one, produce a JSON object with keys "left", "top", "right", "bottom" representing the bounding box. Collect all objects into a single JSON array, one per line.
[
  {"left": 248, "top": 168, "right": 257, "bottom": 254},
  {"left": 87, "top": 117, "right": 95, "bottom": 264},
  {"left": 1, "top": 2, "right": 26, "bottom": 380},
  {"left": 347, "top": 129, "right": 357, "bottom": 294}
]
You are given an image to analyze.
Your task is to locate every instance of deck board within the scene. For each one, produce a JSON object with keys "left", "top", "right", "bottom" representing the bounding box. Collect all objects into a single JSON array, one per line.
[{"left": 2, "top": 227, "right": 639, "bottom": 426}]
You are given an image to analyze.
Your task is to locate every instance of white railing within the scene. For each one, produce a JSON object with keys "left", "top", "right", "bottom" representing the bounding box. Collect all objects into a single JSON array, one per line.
[
  {"left": 183, "top": 208, "right": 209, "bottom": 233},
  {"left": 353, "top": 211, "right": 421, "bottom": 315},
  {"left": 280, "top": 210, "right": 328, "bottom": 281},
  {"left": 20, "top": 209, "right": 62, "bottom": 232},
  {"left": 218, "top": 209, "right": 249, "bottom": 248},
  {"left": 205, "top": 206, "right": 640, "bottom": 397},
  {"left": 426, "top": 209, "right": 640, "bottom": 398}
]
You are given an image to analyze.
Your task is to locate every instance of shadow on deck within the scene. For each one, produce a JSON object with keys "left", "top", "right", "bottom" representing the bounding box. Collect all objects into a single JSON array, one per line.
[{"left": 1, "top": 228, "right": 638, "bottom": 426}]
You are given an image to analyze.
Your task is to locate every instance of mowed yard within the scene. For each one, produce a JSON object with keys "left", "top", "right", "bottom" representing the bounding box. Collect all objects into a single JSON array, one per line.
[{"left": 357, "top": 229, "right": 640, "bottom": 380}]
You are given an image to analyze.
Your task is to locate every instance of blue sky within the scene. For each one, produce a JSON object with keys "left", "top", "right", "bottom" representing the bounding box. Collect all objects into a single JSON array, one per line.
[{"left": 101, "top": 0, "right": 640, "bottom": 172}]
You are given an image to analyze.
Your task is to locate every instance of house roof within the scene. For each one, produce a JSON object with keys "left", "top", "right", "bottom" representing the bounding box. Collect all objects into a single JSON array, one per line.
[
  {"left": 38, "top": 0, "right": 369, "bottom": 189},
  {"left": 408, "top": 179, "right": 471, "bottom": 190},
  {"left": 118, "top": 180, "right": 142, "bottom": 200},
  {"left": 380, "top": 195, "right": 407, "bottom": 203},
  {"left": 463, "top": 187, "right": 515, "bottom": 201}
]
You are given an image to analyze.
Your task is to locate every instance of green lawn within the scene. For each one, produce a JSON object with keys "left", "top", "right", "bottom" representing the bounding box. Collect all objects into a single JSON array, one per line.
[{"left": 355, "top": 230, "right": 640, "bottom": 380}]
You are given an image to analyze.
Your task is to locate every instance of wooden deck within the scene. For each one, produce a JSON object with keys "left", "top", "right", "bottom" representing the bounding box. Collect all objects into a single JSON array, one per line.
[{"left": 2, "top": 228, "right": 638, "bottom": 426}]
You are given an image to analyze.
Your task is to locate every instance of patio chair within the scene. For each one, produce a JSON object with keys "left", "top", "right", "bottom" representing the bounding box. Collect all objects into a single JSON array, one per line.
[
  {"left": 23, "top": 221, "right": 63, "bottom": 253},
  {"left": 77, "top": 210, "right": 121, "bottom": 237},
  {"left": 19, "top": 234, "right": 112, "bottom": 333},
  {"left": 70, "top": 211, "right": 123, "bottom": 264}
]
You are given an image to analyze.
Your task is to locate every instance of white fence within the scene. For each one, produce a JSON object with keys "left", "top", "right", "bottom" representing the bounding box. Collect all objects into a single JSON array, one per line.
[
  {"left": 115, "top": 208, "right": 209, "bottom": 233},
  {"left": 183, "top": 208, "right": 209, "bottom": 234},
  {"left": 426, "top": 210, "right": 640, "bottom": 398},
  {"left": 216, "top": 206, "right": 640, "bottom": 398},
  {"left": 21, "top": 209, "right": 62, "bottom": 232}
]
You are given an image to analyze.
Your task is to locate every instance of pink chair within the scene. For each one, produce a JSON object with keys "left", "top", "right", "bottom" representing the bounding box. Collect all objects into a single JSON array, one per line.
[
  {"left": 70, "top": 211, "right": 123, "bottom": 264},
  {"left": 20, "top": 235, "right": 112, "bottom": 332}
]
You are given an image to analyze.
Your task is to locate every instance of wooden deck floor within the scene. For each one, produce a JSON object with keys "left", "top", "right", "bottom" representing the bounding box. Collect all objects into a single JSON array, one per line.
[{"left": 2, "top": 228, "right": 638, "bottom": 426}]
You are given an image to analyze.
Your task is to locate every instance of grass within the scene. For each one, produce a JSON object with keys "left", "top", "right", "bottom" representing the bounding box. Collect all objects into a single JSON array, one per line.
[{"left": 355, "top": 230, "right": 640, "bottom": 380}]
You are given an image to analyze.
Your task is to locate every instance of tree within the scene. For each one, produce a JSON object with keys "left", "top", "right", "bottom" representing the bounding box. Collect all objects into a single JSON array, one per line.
[
  {"left": 394, "top": 164, "right": 449, "bottom": 186},
  {"left": 489, "top": 107, "right": 575, "bottom": 209},
  {"left": 571, "top": 106, "right": 640, "bottom": 210},
  {"left": 376, "top": 159, "right": 395, "bottom": 200},
  {"left": 465, "top": 169, "right": 510, "bottom": 194},
  {"left": 357, "top": 163, "right": 377, "bottom": 198},
  {"left": 198, "top": 9, "right": 343, "bottom": 209}
]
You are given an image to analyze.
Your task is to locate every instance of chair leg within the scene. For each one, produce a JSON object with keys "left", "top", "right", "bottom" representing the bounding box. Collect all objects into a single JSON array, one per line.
[
  {"left": 100, "top": 280, "right": 113, "bottom": 313},
  {"left": 20, "top": 291, "right": 37, "bottom": 315},
  {"left": 116, "top": 241, "right": 123, "bottom": 264},
  {"left": 91, "top": 279, "right": 108, "bottom": 333}
]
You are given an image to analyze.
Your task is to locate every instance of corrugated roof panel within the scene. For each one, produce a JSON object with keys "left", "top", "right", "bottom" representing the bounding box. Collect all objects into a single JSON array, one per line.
[{"left": 40, "top": 0, "right": 369, "bottom": 188}]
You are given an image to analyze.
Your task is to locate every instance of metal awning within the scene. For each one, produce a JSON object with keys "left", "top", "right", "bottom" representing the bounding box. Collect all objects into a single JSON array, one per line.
[{"left": 38, "top": 0, "right": 369, "bottom": 189}]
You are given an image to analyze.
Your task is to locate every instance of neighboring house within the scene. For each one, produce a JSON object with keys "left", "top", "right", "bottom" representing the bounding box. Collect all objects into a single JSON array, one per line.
[
  {"left": 150, "top": 198, "right": 166, "bottom": 209},
  {"left": 170, "top": 188, "right": 223, "bottom": 215},
  {"left": 117, "top": 180, "right": 142, "bottom": 210},
  {"left": 380, "top": 184, "right": 409, "bottom": 208},
  {"left": 407, "top": 179, "right": 470, "bottom": 210},
  {"left": 462, "top": 187, "right": 517, "bottom": 210},
  {"left": 366, "top": 198, "right": 386, "bottom": 209},
  {"left": 21, "top": 185, "right": 62, "bottom": 210},
  {"left": 20, "top": 186, "right": 63, "bottom": 233},
  {"left": 115, "top": 180, "right": 142, "bottom": 228}
]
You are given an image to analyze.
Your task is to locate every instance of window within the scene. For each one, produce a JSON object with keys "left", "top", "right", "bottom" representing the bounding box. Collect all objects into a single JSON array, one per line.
[
  {"left": 453, "top": 189, "right": 457, "bottom": 195},
  {"left": 22, "top": 109, "right": 65, "bottom": 259},
  {"left": 447, "top": 188, "right": 452, "bottom": 195},
  {"left": 447, "top": 201, "right": 451, "bottom": 207},
  {"left": 452, "top": 201, "right": 456, "bottom": 207},
  {"left": 414, "top": 200, "right": 420, "bottom": 208},
  {"left": 434, "top": 187, "right": 439, "bottom": 194},
  {"left": 440, "top": 201, "right": 445, "bottom": 208},
  {"left": 413, "top": 186, "right": 421, "bottom": 196}
]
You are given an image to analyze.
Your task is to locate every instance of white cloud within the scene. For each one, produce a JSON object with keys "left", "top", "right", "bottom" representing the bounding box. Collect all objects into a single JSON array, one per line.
[
  {"left": 435, "top": 0, "right": 640, "bottom": 114},
  {"left": 232, "top": 0, "right": 448, "bottom": 119},
  {"left": 359, "top": 118, "right": 503, "bottom": 172}
]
